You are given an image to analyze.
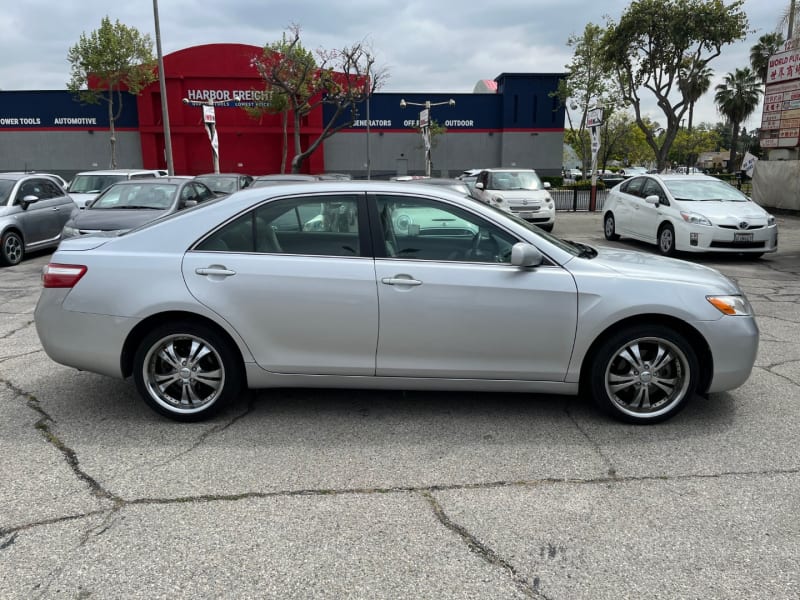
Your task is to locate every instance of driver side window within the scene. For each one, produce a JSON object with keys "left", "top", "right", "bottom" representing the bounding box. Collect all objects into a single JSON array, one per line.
[{"left": 375, "top": 194, "right": 517, "bottom": 263}]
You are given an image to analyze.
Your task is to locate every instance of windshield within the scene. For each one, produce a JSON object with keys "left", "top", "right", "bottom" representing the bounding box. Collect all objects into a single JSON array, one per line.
[
  {"left": 68, "top": 174, "right": 127, "bottom": 194},
  {"left": 486, "top": 171, "right": 545, "bottom": 191},
  {"left": 499, "top": 210, "right": 584, "bottom": 257},
  {"left": 91, "top": 183, "right": 178, "bottom": 210},
  {"left": 0, "top": 180, "right": 14, "bottom": 204},
  {"left": 196, "top": 176, "right": 238, "bottom": 193},
  {"left": 664, "top": 178, "right": 749, "bottom": 202}
]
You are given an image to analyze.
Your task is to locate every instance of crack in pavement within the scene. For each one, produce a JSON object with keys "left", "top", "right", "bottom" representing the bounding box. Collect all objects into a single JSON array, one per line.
[
  {"left": 565, "top": 401, "right": 618, "bottom": 479},
  {"left": 421, "top": 490, "right": 548, "bottom": 599},
  {"left": 3, "top": 466, "right": 797, "bottom": 539},
  {"left": 144, "top": 392, "right": 257, "bottom": 471},
  {"left": 0, "top": 319, "right": 35, "bottom": 340}
]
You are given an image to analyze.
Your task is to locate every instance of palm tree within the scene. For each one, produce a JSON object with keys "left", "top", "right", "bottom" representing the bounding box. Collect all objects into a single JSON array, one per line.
[
  {"left": 714, "top": 68, "right": 763, "bottom": 173},
  {"left": 679, "top": 58, "right": 713, "bottom": 132},
  {"left": 750, "top": 32, "right": 786, "bottom": 84}
]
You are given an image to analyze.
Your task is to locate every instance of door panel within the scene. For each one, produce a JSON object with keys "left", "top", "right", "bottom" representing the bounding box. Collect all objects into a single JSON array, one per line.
[{"left": 374, "top": 260, "right": 578, "bottom": 380}]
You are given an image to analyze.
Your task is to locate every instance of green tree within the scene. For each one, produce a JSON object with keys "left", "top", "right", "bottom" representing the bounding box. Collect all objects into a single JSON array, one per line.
[
  {"left": 554, "top": 23, "right": 617, "bottom": 177},
  {"left": 750, "top": 32, "right": 785, "bottom": 84},
  {"left": 601, "top": 0, "right": 748, "bottom": 172},
  {"left": 714, "top": 68, "right": 762, "bottom": 172},
  {"left": 67, "top": 16, "right": 157, "bottom": 168},
  {"left": 252, "top": 24, "right": 388, "bottom": 173}
]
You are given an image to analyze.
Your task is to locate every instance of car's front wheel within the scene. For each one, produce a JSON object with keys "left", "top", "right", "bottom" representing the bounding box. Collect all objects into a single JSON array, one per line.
[
  {"left": 133, "top": 321, "right": 243, "bottom": 421},
  {"left": 603, "top": 213, "right": 620, "bottom": 241},
  {"left": 1, "top": 230, "right": 23, "bottom": 266},
  {"left": 589, "top": 325, "right": 698, "bottom": 424},
  {"left": 658, "top": 223, "right": 676, "bottom": 256}
]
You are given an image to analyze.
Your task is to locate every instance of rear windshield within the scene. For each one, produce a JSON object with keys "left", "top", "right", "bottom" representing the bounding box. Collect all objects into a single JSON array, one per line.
[{"left": 68, "top": 174, "right": 127, "bottom": 194}]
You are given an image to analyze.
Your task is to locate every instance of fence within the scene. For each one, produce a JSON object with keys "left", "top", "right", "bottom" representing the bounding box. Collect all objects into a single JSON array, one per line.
[
  {"left": 551, "top": 188, "right": 608, "bottom": 212},
  {"left": 551, "top": 180, "right": 753, "bottom": 212}
]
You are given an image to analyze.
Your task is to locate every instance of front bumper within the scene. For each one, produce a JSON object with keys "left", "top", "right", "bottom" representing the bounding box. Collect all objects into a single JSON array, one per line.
[{"left": 676, "top": 222, "right": 778, "bottom": 253}]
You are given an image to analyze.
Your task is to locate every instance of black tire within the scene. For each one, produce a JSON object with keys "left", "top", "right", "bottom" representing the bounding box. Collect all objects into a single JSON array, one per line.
[
  {"left": 539, "top": 223, "right": 554, "bottom": 233},
  {"left": 1, "top": 230, "right": 24, "bottom": 266},
  {"left": 133, "top": 321, "right": 243, "bottom": 421},
  {"left": 588, "top": 324, "right": 698, "bottom": 424},
  {"left": 657, "top": 223, "right": 676, "bottom": 256},
  {"left": 603, "top": 213, "right": 620, "bottom": 241}
]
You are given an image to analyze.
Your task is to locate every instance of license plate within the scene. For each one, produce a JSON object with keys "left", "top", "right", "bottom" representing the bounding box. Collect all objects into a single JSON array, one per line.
[
  {"left": 734, "top": 232, "right": 753, "bottom": 242},
  {"left": 519, "top": 211, "right": 535, "bottom": 219}
]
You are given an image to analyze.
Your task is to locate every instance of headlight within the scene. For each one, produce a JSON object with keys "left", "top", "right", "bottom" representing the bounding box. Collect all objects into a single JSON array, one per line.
[
  {"left": 706, "top": 295, "right": 752, "bottom": 316},
  {"left": 61, "top": 225, "right": 79, "bottom": 238},
  {"left": 680, "top": 211, "right": 712, "bottom": 226}
]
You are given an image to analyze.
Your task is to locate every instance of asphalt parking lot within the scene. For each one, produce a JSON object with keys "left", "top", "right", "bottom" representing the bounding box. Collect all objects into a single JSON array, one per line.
[{"left": 1, "top": 211, "right": 798, "bottom": 599}]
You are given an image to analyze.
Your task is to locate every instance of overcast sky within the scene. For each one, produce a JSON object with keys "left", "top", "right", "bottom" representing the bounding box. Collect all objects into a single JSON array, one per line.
[{"left": 0, "top": 0, "right": 785, "bottom": 130}]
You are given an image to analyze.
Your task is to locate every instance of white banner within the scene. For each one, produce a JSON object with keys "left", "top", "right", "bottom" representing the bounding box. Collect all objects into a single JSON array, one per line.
[{"left": 741, "top": 152, "right": 758, "bottom": 178}]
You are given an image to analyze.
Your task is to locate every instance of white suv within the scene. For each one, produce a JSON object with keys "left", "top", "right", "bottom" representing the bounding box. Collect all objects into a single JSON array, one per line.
[
  {"left": 472, "top": 168, "right": 555, "bottom": 231},
  {"left": 66, "top": 169, "right": 162, "bottom": 208}
]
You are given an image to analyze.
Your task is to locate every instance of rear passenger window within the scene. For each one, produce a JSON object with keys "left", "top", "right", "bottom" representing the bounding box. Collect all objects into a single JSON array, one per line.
[{"left": 196, "top": 194, "right": 361, "bottom": 256}]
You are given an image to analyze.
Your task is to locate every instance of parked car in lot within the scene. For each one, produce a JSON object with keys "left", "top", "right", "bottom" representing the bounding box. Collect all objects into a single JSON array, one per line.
[
  {"left": 602, "top": 173, "right": 778, "bottom": 257},
  {"left": 61, "top": 177, "right": 216, "bottom": 239},
  {"left": 193, "top": 173, "right": 253, "bottom": 195},
  {"left": 471, "top": 168, "right": 555, "bottom": 231},
  {"left": 0, "top": 172, "right": 76, "bottom": 266},
  {"left": 66, "top": 169, "right": 163, "bottom": 208},
  {"left": 36, "top": 181, "right": 759, "bottom": 425},
  {"left": 250, "top": 174, "right": 322, "bottom": 187},
  {"left": 618, "top": 166, "right": 648, "bottom": 177},
  {"left": 396, "top": 177, "right": 513, "bottom": 214}
]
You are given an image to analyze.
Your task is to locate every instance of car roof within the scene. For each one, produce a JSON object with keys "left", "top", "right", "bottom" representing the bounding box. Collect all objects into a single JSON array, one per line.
[
  {"left": 254, "top": 174, "right": 321, "bottom": 180},
  {"left": 73, "top": 169, "right": 161, "bottom": 176},
  {"left": 109, "top": 177, "right": 184, "bottom": 185},
  {"left": 196, "top": 173, "right": 249, "bottom": 177},
  {"left": 480, "top": 168, "right": 539, "bottom": 173}
]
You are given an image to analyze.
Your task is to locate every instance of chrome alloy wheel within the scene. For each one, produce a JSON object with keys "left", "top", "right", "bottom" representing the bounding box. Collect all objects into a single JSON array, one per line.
[
  {"left": 143, "top": 333, "right": 225, "bottom": 413},
  {"left": 659, "top": 227, "right": 674, "bottom": 255},
  {"left": 604, "top": 336, "right": 691, "bottom": 419}
]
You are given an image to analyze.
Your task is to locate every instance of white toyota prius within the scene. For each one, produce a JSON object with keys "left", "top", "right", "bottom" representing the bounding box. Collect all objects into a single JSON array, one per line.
[{"left": 602, "top": 174, "right": 777, "bottom": 257}]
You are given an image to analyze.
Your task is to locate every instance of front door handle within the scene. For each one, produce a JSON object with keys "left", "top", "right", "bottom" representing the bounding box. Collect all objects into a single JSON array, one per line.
[
  {"left": 381, "top": 276, "right": 422, "bottom": 286},
  {"left": 196, "top": 266, "right": 236, "bottom": 277}
]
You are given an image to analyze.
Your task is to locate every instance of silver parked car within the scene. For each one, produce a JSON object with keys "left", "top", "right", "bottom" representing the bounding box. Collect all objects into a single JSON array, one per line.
[
  {"left": 35, "top": 181, "right": 758, "bottom": 424},
  {"left": 0, "top": 172, "right": 76, "bottom": 266}
]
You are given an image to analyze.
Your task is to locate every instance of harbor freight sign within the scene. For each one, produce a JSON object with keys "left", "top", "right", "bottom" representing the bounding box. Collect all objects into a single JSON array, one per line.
[{"left": 761, "top": 43, "right": 800, "bottom": 148}]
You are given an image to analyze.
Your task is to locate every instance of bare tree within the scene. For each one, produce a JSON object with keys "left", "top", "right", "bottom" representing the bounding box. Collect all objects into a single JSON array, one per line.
[{"left": 251, "top": 25, "right": 389, "bottom": 173}]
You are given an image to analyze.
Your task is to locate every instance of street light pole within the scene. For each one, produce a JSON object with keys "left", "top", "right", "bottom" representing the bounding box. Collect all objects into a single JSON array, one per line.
[
  {"left": 400, "top": 98, "right": 455, "bottom": 177},
  {"left": 152, "top": 0, "right": 174, "bottom": 175}
]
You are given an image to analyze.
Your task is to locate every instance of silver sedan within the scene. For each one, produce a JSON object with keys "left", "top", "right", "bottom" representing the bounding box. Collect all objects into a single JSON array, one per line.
[{"left": 34, "top": 181, "right": 758, "bottom": 424}]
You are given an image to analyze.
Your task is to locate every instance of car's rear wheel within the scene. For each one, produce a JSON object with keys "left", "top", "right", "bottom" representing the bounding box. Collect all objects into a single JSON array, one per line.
[
  {"left": 1, "top": 230, "right": 23, "bottom": 266},
  {"left": 589, "top": 325, "right": 698, "bottom": 424},
  {"left": 603, "top": 213, "right": 620, "bottom": 241},
  {"left": 658, "top": 223, "right": 676, "bottom": 256},
  {"left": 133, "top": 321, "right": 243, "bottom": 421}
]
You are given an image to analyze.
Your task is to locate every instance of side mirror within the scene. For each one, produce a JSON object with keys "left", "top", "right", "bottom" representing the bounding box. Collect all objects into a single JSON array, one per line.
[
  {"left": 182, "top": 199, "right": 198, "bottom": 209},
  {"left": 510, "top": 242, "right": 543, "bottom": 268},
  {"left": 645, "top": 194, "right": 660, "bottom": 206},
  {"left": 20, "top": 194, "right": 39, "bottom": 209},
  {"left": 543, "top": 182, "right": 551, "bottom": 189},
  {"left": 475, "top": 182, "right": 484, "bottom": 190}
]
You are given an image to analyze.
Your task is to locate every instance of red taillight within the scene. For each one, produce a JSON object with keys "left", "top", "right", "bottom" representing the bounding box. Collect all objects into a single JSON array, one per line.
[{"left": 42, "top": 263, "right": 87, "bottom": 288}]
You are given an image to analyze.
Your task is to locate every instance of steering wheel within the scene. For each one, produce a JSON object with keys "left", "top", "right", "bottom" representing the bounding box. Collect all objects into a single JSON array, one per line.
[{"left": 468, "top": 228, "right": 499, "bottom": 261}]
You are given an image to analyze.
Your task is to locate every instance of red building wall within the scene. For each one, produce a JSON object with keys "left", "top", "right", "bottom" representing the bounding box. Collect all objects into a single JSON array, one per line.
[{"left": 137, "top": 43, "right": 325, "bottom": 175}]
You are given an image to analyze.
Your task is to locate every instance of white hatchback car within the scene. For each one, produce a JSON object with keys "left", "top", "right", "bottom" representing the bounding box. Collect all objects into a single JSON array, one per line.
[
  {"left": 472, "top": 169, "right": 555, "bottom": 231},
  {"left": 603, "top": 174, "right": 778, "bottom": 257}
]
